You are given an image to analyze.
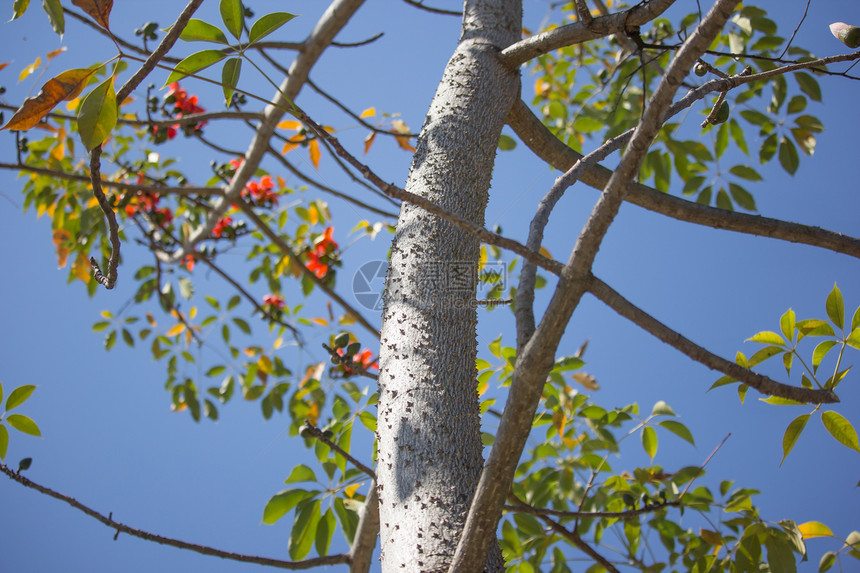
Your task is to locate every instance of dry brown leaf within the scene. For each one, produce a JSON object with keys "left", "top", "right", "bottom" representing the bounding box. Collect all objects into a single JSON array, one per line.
[
  {"left": 2, "top": 68, "right": 97, "bottom": 131},
  {"left": 573, "top": 371, "right": 599, "bottom": 391},
  {"left": 71, "top": 0, "right": 113, "bottom": 30}
]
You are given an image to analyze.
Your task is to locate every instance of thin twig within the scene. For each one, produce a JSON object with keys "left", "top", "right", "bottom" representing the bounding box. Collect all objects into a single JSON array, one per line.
[
  {"left": 400, "top": 0, "right": 462, "bottom": 16},
  {"left": 300, "top": 422, "right": 375, "bottom": 478},
  {"left": 588, "top": 276, "right": 839, "bottom": 404},
  {"left": 0, "top": 463, "right": 349, "bottom": 570},
  {"left": 504, "top": 499, "right": 680, "bottom": 520}
]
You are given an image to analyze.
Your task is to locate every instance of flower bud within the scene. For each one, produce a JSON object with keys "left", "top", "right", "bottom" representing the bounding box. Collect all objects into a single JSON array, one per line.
[{"left": 830, "top": 22, "right": 860, "bottom": 49}]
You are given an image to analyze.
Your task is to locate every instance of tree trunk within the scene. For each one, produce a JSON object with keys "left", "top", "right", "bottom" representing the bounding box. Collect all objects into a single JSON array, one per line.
[{"left": 376, "top": 1, "right": 521, "bottom": 571}]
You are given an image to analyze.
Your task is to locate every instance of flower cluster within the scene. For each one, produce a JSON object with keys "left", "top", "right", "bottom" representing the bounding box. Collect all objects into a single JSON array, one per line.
[
  {"left": 243, "top": 175, "right": 279, "bottom": 207},
  {"left": 212, "top": 216, "right": 233, "bottom": 238},
  {"left": 336, "top": 347, "right": 379, "bottom": 375},
  {"left": 124, "top": 191, "right": 173, "bottom": 227},
  {"left": 305, "top": 226, "right": 338, "bottom": 279},
  {"left": 152, "top": 82, "right": 207, "bottom": 143},
  {"left": 263, "top": 293, "right": 286, "bottom": 311}
]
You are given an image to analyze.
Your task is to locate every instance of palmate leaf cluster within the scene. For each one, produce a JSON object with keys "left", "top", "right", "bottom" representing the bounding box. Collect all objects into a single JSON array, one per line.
[
  {"left": 528, "top": 4, "right": 824, "bottom": 211},
  {"left": 1, "top": 1, "right": 859, "bottom": 571}
]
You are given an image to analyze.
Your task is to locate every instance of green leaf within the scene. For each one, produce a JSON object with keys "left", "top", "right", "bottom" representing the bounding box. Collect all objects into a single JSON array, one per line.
[
  {"left": 747, "top": 331, "right": 786, "bottom": 346},
  {"left": 262, "top": 488, "right": 310, "bottom": 524},
  {"left": 333, "top": 497, "right": 358, "bottom": 544},
  {"left": 552, "top": 355, "right": 584, "bottom": 372},
  {"left": 821, "top": 410, "right": 860, "bottom": 453},
  {"left": 42, "top": 0, "right": 64, "bottom": 35},
  {"left": 221, "top": 57, "right": 242, "bottom": 106},
  {"left": 285, "top": 464, "right": 317, "bottom": 484},
  {"left": 761, "top": 395, "right": 804, "bottom": 406},
  {"left": 179, "top": 19, "right": 229, "bottom": 44},
  {"left": 232, "top": 317, "right": 251, "bottom": 334},
  {"left": 781, "top": 414, "right": 809, "bottom": 466},
  {"left": 826, "top": 283, "right": 844, "bottom": 330},
  {"left": 12, "top": 0, "right": 30, "bottom": 20},
  {"left": 641, "top": 426, "right": 658, "bottom": 460},
  {"left": 164, "top": 50, "right": 227, "bottom": 85},
  {"left": 498, "top": 134, "right": 516, "bottom": 151},
  {"left": 658, "top": 420, "right": 695, "bottom": 445},
  {"left": 796, "top": 319, "right": 835, "bottom": 339},
  {"left": 778, "top": 136, "right": 799, "bottom": 175},
  {"left": 760, "top": 133, "right": 778, "bottom": 163},
  {"left": 651, "top": 400, "right": 677, "bottom": 417},
  {"left": 220, "top": 0, "right": 244, "bottom": 41},
  {"left": 729, "top": 164, "right": 763, "bottom": 181},
  {"left": 315, "top": 507, "right": 336, "bottom": 556},
  {"left": 812, "top": 340, "right": 838, "bottom": 372},
  {"left": 249, "top": 12, "right": 297, "bottom": 44},
  {"left": 289, "top": 499, "right": 321, "bottom": 560},
  {"left": 0, "top": 380, "right": 4, "bottom": 408},
  {"left": 795, "top": 72, "right": 821, "bottom": 102},
  {"left": 5, "top": 385, "right": 36, "bottom": 412},
  {"left": 819, "top": 551, "right": 836, "bottom": 572},
  {"left": 786, "top": 95, "right": 806, "bottom": 114},
  {"left": 765, "top": 535, "right": 797, "bottom": 573},
  {"left": 6, "top": 414, "right": 41, "bottom": 437},
  {"left": 728, "top": 183, "right": 756, "bottom": 211},
  {"left": 77, "top": 77, "right": 117, "bottom": 151},
  {"left": 780, "top": 309, "right": 796, "bottom": 342},
  {"left": 0, "top": 424, "right": 8, "bottom": 460}
]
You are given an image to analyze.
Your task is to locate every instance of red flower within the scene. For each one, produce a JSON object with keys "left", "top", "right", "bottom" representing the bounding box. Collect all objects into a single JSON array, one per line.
[
  {"left": 212, "top": 216, "right": 233, "bottom": 238},
  {"left": 314, "top": 226, "right": 338, "bottom": 255},
  {"left": 229, "top": 157, "right": 243, "bottom": 172},
  {"left": 263, "top": 293, "right": 285, "bottom": 310},
  {"left": 242, "top": 176, "right": 279, "bottom": 206},
  {"left": 337, "top": 347, "right": 379, "bottom": 373},
  {"left": 305, "top": 251, "right": 328, "bottom": 278},
  {"left": 183, "top": 254, "right": 195, "bottom": 272}
]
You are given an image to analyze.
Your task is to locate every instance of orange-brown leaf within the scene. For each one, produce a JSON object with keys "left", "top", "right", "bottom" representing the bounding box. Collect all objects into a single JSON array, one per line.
[
  {"left": 308, "top": 138, "right": 320, "bottom": 168},
  {"left": 71, "top": 253, "right": 92, "bottom": 283},
  {"left": 394, "top": 134, "right": 416, "bottom": 152},
  {"left": 276, "top": 120, "right": 302, "bottom": 130},
  {"left": 363, "top": 131, "right": 376, "bottom": 155},
  {"left": 0, "top": 62, "right": 9, "bottom": 72},
  {"left": 71, "top": 0, "right": 112, "bottom": 30},
  {"left": 47, "top": 47, "right": 67, "bottom": 60},
  {"left": 53, "top": 229, "right": 71, "bottom": 268},
  {"left": 2, "top": 68, "right": 98, "bottom": 131}
]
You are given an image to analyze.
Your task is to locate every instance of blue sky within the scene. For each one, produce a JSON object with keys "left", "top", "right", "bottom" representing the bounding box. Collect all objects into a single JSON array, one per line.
[{"left": 1, "top": 1, "right": 859, "bottom": 571}]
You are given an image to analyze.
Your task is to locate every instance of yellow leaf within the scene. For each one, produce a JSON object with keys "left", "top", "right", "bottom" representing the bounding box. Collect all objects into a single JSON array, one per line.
[
  {"left": 47, "top": 47, "right": 67, "bottom": 60},
  {"left": 19, "top": 57, "right": 41, "bottom": 82},
  {"left": 3, "top": 67, "right": 99, "bottom": 131},
  {"left": 478, "top": 244, "right": 487, "bottom": 272},
  {"left": 71, "top": 253, "right": 92, "bottom": 283},
  {"left": 344, "top": 483, "right": 361, "bottom": 498},
  {"left": 281, "top": 137, "right": 300, "bottom": 155},
  {"left": 276, "top": 175, "right": 286, "bottom": 190},
  {"left": 189, "top": 306, "right": 197, "bottom": 319},
  {"left": 308, "top": 138, "right": 320, "bottom": 168},
  {"left": 258, "top": 354, "right": 273, "bottom": 374},
  {"left": 276, "top": 120, "right": 302, "bottom": 130},
  {"left": 308, "top": 203, "right": 319, "bottom": 225},
  {"left": 359, "top": 107, "right": 375, "bottom": 119},
  {"left": 539, "top": 245, "right": 552, "bottom": 259},
  {"left": 798, "top": 521, "right": 834, "bottom": 539},
  {"left": 363, "top": 131, "right": 376, "bottom": 155},
  {"left": 311, "top": 317, "right": 328, "bottom": 326},
  {"left": 165, "top": 323, "right": 186, "bottom": 337},
  {"left": 306, "top": 401, "right": 319, "bottom": 426},
  {"left": 273, "top": 336, "right": 283, "bottom": 350},
  {"left": 699, "top": 529, "right": 724, "bottom": 548}
]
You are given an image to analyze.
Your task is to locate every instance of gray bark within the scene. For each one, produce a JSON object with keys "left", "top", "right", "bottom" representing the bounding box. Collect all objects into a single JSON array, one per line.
[{"left": 376, "top": 1, "right": 521, "bottom": 571}]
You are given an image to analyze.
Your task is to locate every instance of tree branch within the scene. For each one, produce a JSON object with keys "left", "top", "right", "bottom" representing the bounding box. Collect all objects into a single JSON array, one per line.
[
  {"left": 348, "top": 481, "right": 380, "bottom": 573},
  {"left": 538, "top": 513, "right": 621, "bottom": 573},
  {"left": 0, "top": 463, "right": 349, "bottom": 569},
  {"left": 500, "top": 0, "right": 676, "bottom": 67},
  {"left": 507, "top": 96, "right": 860, "bottom": 259},
  {"left": 452, "top": 3, "right": 739, "bottom": 570},
  {"left": 301, "top": 422, "right": 375, "bottom": 478},
  {"left": 588, "top": 275, "right": 839, "bottom": 404}
]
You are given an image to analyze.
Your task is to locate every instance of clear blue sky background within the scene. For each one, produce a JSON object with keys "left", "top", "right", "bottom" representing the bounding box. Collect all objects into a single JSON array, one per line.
[{"left": 1, "top": 1, "right": 858, "bottom": 571}]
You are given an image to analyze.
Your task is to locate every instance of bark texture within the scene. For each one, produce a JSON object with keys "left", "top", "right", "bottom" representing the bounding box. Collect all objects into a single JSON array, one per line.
[{"left": 376, "top": 1, "right": 521, "bottom": 571}]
